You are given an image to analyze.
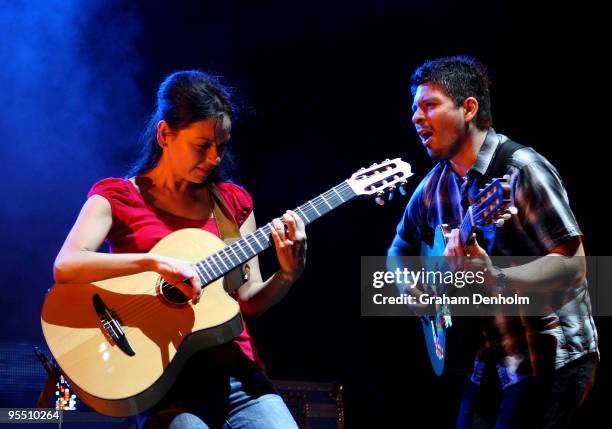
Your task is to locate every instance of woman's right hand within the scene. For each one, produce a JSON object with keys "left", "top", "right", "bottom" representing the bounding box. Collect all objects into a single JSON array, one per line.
[{"left": 151, "top": 255, "right": 202, "bottom": 304}]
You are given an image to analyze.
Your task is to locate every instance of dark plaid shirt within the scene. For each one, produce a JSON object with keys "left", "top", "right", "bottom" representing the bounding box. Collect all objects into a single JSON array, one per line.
[{"left": 389, "top": 128, "right": 598, "bottom": 376}]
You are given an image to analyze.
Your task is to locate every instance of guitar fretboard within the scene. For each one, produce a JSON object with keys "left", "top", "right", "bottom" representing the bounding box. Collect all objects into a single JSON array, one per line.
[
  {"left": 458, "top": 206, "right": 475, "bottom": 246},
  {"left": 193, "top": 181, "right": 357, "bottom": 285}
]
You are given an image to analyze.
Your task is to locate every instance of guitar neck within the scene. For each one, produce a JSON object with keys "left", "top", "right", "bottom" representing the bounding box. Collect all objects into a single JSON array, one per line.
[
  {"left": 194, "top": 181, "right": 357, "bottom": 285},
  {"left": 458, "top": 206, "right": 476, "bottom": 249},
  {"left": 457, "top": 178, "right": 507, "bottom": 248}
]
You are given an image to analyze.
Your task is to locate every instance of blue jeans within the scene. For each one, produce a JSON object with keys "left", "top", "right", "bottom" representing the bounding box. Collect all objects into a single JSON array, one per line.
[{"left": 138, "top": 374, "right": 298, "bottom": 429}]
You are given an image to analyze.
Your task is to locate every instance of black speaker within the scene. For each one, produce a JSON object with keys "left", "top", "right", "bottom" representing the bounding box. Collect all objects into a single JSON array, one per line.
[{"left": 272, "top": 379, "right": 345, "bottom": 429}]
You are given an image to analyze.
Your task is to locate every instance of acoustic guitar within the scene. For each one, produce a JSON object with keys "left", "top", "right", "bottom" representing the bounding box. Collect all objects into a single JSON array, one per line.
[
  {"left": 41, "top": 158, "right": 413, "bottom": 416},
  {"left": 418, "top": 176, "right": 515, "bottom": 376}
]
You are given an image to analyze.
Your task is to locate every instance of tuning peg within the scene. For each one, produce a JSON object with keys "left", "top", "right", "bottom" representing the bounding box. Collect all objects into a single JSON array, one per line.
[
  {"left": 507, "top": 206, "right": 518, "bottom": 215},
  {"left": 502, "top": 213, "right": 512, "bottom": 221},
  {"left": 375, "top": 192, "right": 385, "bottom": 205},
  {"left": 370, "top": 162, "right": 379, "bottom": 168},
  {"left": 387, "top": 186, "right": 396, "bottom": 201},
  {"left": 398, "top": 181, "right": 408, "bottom": 195},
  {"left": 495, "top": 219, "right": 505, "bottom": 228}
]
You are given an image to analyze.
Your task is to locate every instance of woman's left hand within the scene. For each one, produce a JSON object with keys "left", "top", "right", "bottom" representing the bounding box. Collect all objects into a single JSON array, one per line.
[{"left": 271, "top": 210, "right": 307, "bottom": 281}]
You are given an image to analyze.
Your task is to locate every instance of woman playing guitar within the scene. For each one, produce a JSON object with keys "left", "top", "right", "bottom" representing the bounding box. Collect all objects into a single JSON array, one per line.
[{"left": 53, "top": 70, "right": 306, "bottom": 428}]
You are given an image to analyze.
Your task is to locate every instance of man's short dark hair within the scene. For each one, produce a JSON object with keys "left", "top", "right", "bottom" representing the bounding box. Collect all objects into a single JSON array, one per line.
[{"left": 411, "top": 55, "right": 493, "bottom": 130}]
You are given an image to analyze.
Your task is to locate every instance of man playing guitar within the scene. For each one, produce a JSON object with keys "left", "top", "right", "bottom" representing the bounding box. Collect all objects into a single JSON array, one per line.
[{"left": 387, "top": 56, "right": 598, "bottom": 429}]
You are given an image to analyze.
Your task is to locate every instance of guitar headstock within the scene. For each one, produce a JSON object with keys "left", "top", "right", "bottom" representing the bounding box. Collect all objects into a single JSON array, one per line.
[
  {"left": 346, "top": 158, "right": 413, "bottom": 204},
  {"left": 473, "top": 175, "right": 517, "bottom": 228}
]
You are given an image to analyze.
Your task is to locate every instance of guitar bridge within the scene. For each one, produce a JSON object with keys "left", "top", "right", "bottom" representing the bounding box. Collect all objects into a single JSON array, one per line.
[{"left": 92, "top": 294, "right": 135, "bottom": 356}]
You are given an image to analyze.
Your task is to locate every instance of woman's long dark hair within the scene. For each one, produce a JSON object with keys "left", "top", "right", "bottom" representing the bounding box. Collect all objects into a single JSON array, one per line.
[{"left": 128, "top": 70, "right": 236, "bottom": 182}]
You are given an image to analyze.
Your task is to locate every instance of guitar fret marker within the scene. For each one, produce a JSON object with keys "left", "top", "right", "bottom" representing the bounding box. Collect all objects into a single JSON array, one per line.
[
  {"left": 210, "top": 256, "right": 222, "bottom": 273},
  {"left": 251, "top": 233, "right": 264, "bottom": 249},
  {"left": 332, "top": 187, "right": 344, "bottom": 202},
  {"left": 256, "top": 230, "right": 270, "bottom": 245},
  {"left": 194, "top": 263, "right": 209, "bottom": 282},
  {"left": 297, "top": 207, "right": 310, "bottom": 222},
  {"left": 321, "top": 194, "right": 333, "bottom": 209},
  {"left": 308, "top": 201, "right": 321, "bottom": 216},
  {"left": 204, "top": 258, "right": 218, "bottom": 277},
  {"left": 221, "top": 248, "right": 236, "bottom": 266},
  {"left": 243, "top": 237, "right": 256, "bottom": 255},
  {"left": 216, "top": 253, "right": 230, "bottom": 271},
  {"left": 235, "top": 243, "right": 249, "bottom": 260},
  {"left": 228, "top": 246, "right": 240, "bottom": 263}
]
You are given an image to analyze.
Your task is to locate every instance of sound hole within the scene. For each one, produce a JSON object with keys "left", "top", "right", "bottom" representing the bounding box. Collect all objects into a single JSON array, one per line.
[{"left": 158, "top": 278, "right": 191, "bottom": 304}]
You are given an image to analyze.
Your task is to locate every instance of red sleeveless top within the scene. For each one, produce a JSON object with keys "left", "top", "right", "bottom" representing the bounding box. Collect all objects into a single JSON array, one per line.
[{"left": 87, "top": 178, "right": 263, "bottom": 369}]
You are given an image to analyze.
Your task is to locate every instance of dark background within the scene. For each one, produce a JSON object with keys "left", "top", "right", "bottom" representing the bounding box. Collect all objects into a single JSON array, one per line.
[{"left": 0, "top": 0, "right": 608, "bottom": 427}]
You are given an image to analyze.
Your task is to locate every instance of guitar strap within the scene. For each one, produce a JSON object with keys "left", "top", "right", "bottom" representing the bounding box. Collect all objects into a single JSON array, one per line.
[
  {"left": 208, "top": 183, "right": 242, "bottom": 241},
  {"left": 477, "top": 135, "right": 526, "bottom": 347},
  {"left": 484, "top": 135, "right": 525, "bottom": 178},
  {"left": 208, "top": 183, "right": 250, "bottom": 290}
]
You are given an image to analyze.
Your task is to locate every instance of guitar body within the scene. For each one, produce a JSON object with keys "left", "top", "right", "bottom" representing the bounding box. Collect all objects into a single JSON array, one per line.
[
  {"left": 41, "top": 228, "right": 244, "bottom": 417},
  {"left": 419, "top": 225, "right": 452, "bottom": 376}
]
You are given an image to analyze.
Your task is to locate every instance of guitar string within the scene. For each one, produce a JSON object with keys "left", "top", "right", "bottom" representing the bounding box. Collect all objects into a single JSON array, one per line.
[
  {"left": 97, "top": 183, "right": 352, "bottom": 325},
  {"left": 53, "top": 185, "right": 354, "bottom": 368},
  {"left": 49, "top": 183, "right": 355, "bottom": 357}
]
